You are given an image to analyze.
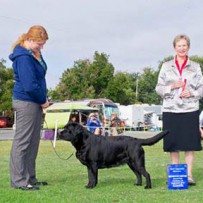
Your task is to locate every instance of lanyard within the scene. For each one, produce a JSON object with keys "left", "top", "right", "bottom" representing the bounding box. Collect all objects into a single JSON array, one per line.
[{"left": 175, "top": 55, "right": 188, "bottom": 76}]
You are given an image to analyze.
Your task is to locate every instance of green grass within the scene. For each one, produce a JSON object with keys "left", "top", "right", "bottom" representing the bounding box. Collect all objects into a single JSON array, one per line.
[{"left": 0, "top": 139, "right": 203, "bottom": 203}]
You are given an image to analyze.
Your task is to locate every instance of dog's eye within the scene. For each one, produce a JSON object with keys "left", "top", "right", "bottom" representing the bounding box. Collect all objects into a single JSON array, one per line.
[{"left": 65, "top": 129, "right": 71, "bottom": 134}]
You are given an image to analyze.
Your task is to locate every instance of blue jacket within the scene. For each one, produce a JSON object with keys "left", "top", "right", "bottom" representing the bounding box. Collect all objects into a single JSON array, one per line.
[
  {"left": 87, "top": 118, "right": 102, "bottom": 133},
  {"left": 9, "top": 45, "right": 47, "bottom": 104}
]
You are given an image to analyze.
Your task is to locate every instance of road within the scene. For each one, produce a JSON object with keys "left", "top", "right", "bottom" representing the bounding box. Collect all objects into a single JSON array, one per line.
[{"left": 0, "top": 128, "right": 160, "bottom": 140}]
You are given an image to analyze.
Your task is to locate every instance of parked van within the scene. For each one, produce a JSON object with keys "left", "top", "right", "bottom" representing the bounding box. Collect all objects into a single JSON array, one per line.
[
  {"left": 43, "top": 102, "right": 99, "bottom": 129},
  {"left": 63, "top": 98, "right": 120, "bottom": 127}
]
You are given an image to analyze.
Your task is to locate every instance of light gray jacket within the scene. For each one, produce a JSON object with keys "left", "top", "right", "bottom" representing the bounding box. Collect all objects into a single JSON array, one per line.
[{"left": 155, "top": 58, "right": 203, "bottom": 113}]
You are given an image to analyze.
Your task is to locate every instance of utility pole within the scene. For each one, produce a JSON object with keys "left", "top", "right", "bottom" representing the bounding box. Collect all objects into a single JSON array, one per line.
[{"left": 136, "top": 78, "right": 138, "bottom": 100}]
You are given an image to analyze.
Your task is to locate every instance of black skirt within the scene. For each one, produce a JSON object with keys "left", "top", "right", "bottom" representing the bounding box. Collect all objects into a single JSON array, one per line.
[{"left": 163, "top": 110, "right": 202, "bottom": 152}]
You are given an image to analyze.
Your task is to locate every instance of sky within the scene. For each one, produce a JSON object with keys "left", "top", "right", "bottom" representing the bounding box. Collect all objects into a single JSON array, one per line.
[{"left": 1, "top": 0, "right": 203, "bottom": 89}]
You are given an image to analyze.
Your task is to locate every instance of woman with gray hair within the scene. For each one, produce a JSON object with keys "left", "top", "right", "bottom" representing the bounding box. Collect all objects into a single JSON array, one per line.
[{"left": 156, "top": 34, "right": 203, "bottom": 186}]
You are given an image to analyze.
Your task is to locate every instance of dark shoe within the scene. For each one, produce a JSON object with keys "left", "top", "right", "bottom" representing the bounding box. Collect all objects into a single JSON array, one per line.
[
  {"left": 19, "top": 184, "right": 39, "bottom": 191},
  {"left": 32, "top": 181, "right": 48, "bottom": 186},
  {"left": 188, "top": 176, "right": 196, "bottom": 186}
]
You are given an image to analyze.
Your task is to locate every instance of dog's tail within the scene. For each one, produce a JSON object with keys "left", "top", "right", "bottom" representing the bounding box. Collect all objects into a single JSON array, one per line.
[{"left": 136, "top": 130, "right": 169, "bottom": 146}]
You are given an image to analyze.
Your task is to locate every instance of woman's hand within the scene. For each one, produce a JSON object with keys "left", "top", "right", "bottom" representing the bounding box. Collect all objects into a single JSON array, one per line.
[
  {"left": 171, "top": 81, "right": 184, "bottom": 90},
  {"left": 180, "top": 90, "right": 192, "bottom": 98},
  {"left": 41, "top": 101, "right": 49, "bottom": 109}
]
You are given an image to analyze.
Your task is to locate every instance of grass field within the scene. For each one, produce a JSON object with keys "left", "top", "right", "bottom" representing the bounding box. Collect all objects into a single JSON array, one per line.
[{"left": 0, "top": 139, "right": 203, "bottom": 203}]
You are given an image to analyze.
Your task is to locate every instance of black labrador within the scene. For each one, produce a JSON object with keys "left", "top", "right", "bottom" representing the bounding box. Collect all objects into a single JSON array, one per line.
[{"left": 58, "top": 122, "right": 168, "bottom": 189}]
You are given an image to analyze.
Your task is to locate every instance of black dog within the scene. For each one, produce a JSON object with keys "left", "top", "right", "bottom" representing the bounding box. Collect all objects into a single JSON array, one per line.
[{"left": 58, "top": 122, "right": 168, "bottom": 189}]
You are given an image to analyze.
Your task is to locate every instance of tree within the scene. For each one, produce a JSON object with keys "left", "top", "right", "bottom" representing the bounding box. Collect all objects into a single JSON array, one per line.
[
  {"left": 137, "top": 67, "right": 160, "bottom": 104},
  {"left": 88, "top": 52, "right": 114, "bottom": 97},
  {"left": 0, "top": 59, "right": 14, "bottom": 116},
  {"left": 48, "top": 54, "right": 203, "bottom": 107},
  {"left": 56, "top": 59, "right": 93, "bottom": 100},
  {"left": 51, "top": 52, "right": 115, "bottom": 101},
  {"left": 104, "top": 72, "right": 136, "bottom": 105}
]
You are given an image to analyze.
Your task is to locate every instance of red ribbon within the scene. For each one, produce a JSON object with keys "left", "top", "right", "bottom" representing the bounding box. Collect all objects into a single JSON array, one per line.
[{"left": 175, "top": 55, "right": 188, "bottom": 76}]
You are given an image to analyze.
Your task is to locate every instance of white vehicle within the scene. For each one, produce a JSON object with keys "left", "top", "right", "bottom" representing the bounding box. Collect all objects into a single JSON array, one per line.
[{"left": 118, "top": 104, "right": 162, "bottom": 131}]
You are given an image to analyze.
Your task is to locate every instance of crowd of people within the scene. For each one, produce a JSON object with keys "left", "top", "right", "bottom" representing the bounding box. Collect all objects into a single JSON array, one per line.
[{"left": 85, "top": 112, "right": 124, "bottom": 136}]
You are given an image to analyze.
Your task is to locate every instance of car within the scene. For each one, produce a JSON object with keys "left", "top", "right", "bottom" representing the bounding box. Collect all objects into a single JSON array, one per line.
[{"left": 0, "top": 116, "right": 14, "bottom": 128}]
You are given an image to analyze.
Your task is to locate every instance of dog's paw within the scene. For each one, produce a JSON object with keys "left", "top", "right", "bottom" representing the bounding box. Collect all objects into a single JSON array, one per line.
[
  {"left": 144, "top": 185, "right": 152, "bottom": 189},
  {"left": 135, "top": 183, "right": 142, "bottom": 186},
  {"left": 85, "top": 184, "right": 96, "bottom": 189}
]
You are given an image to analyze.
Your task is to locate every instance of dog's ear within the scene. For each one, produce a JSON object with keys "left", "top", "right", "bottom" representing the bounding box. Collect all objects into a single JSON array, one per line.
[
  {"left": 72, "top": 123, "right": 90, "bottom": 139},
  {"left": 64, "top": 122, "right": 89, "bottom": 138}
]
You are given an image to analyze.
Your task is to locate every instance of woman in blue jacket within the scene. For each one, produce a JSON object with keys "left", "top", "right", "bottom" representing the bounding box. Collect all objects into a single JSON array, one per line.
[{"left": 9, "top": 25, "right": 49, "bottom": 191}]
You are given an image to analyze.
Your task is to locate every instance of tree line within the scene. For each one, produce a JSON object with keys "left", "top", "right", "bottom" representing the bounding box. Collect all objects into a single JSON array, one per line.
[
  {"left": 1, "top": 52, "right": 203, "bottom": 116},
  {"left": 48, "top": 51, "right": 163, "bottom": 105}
]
